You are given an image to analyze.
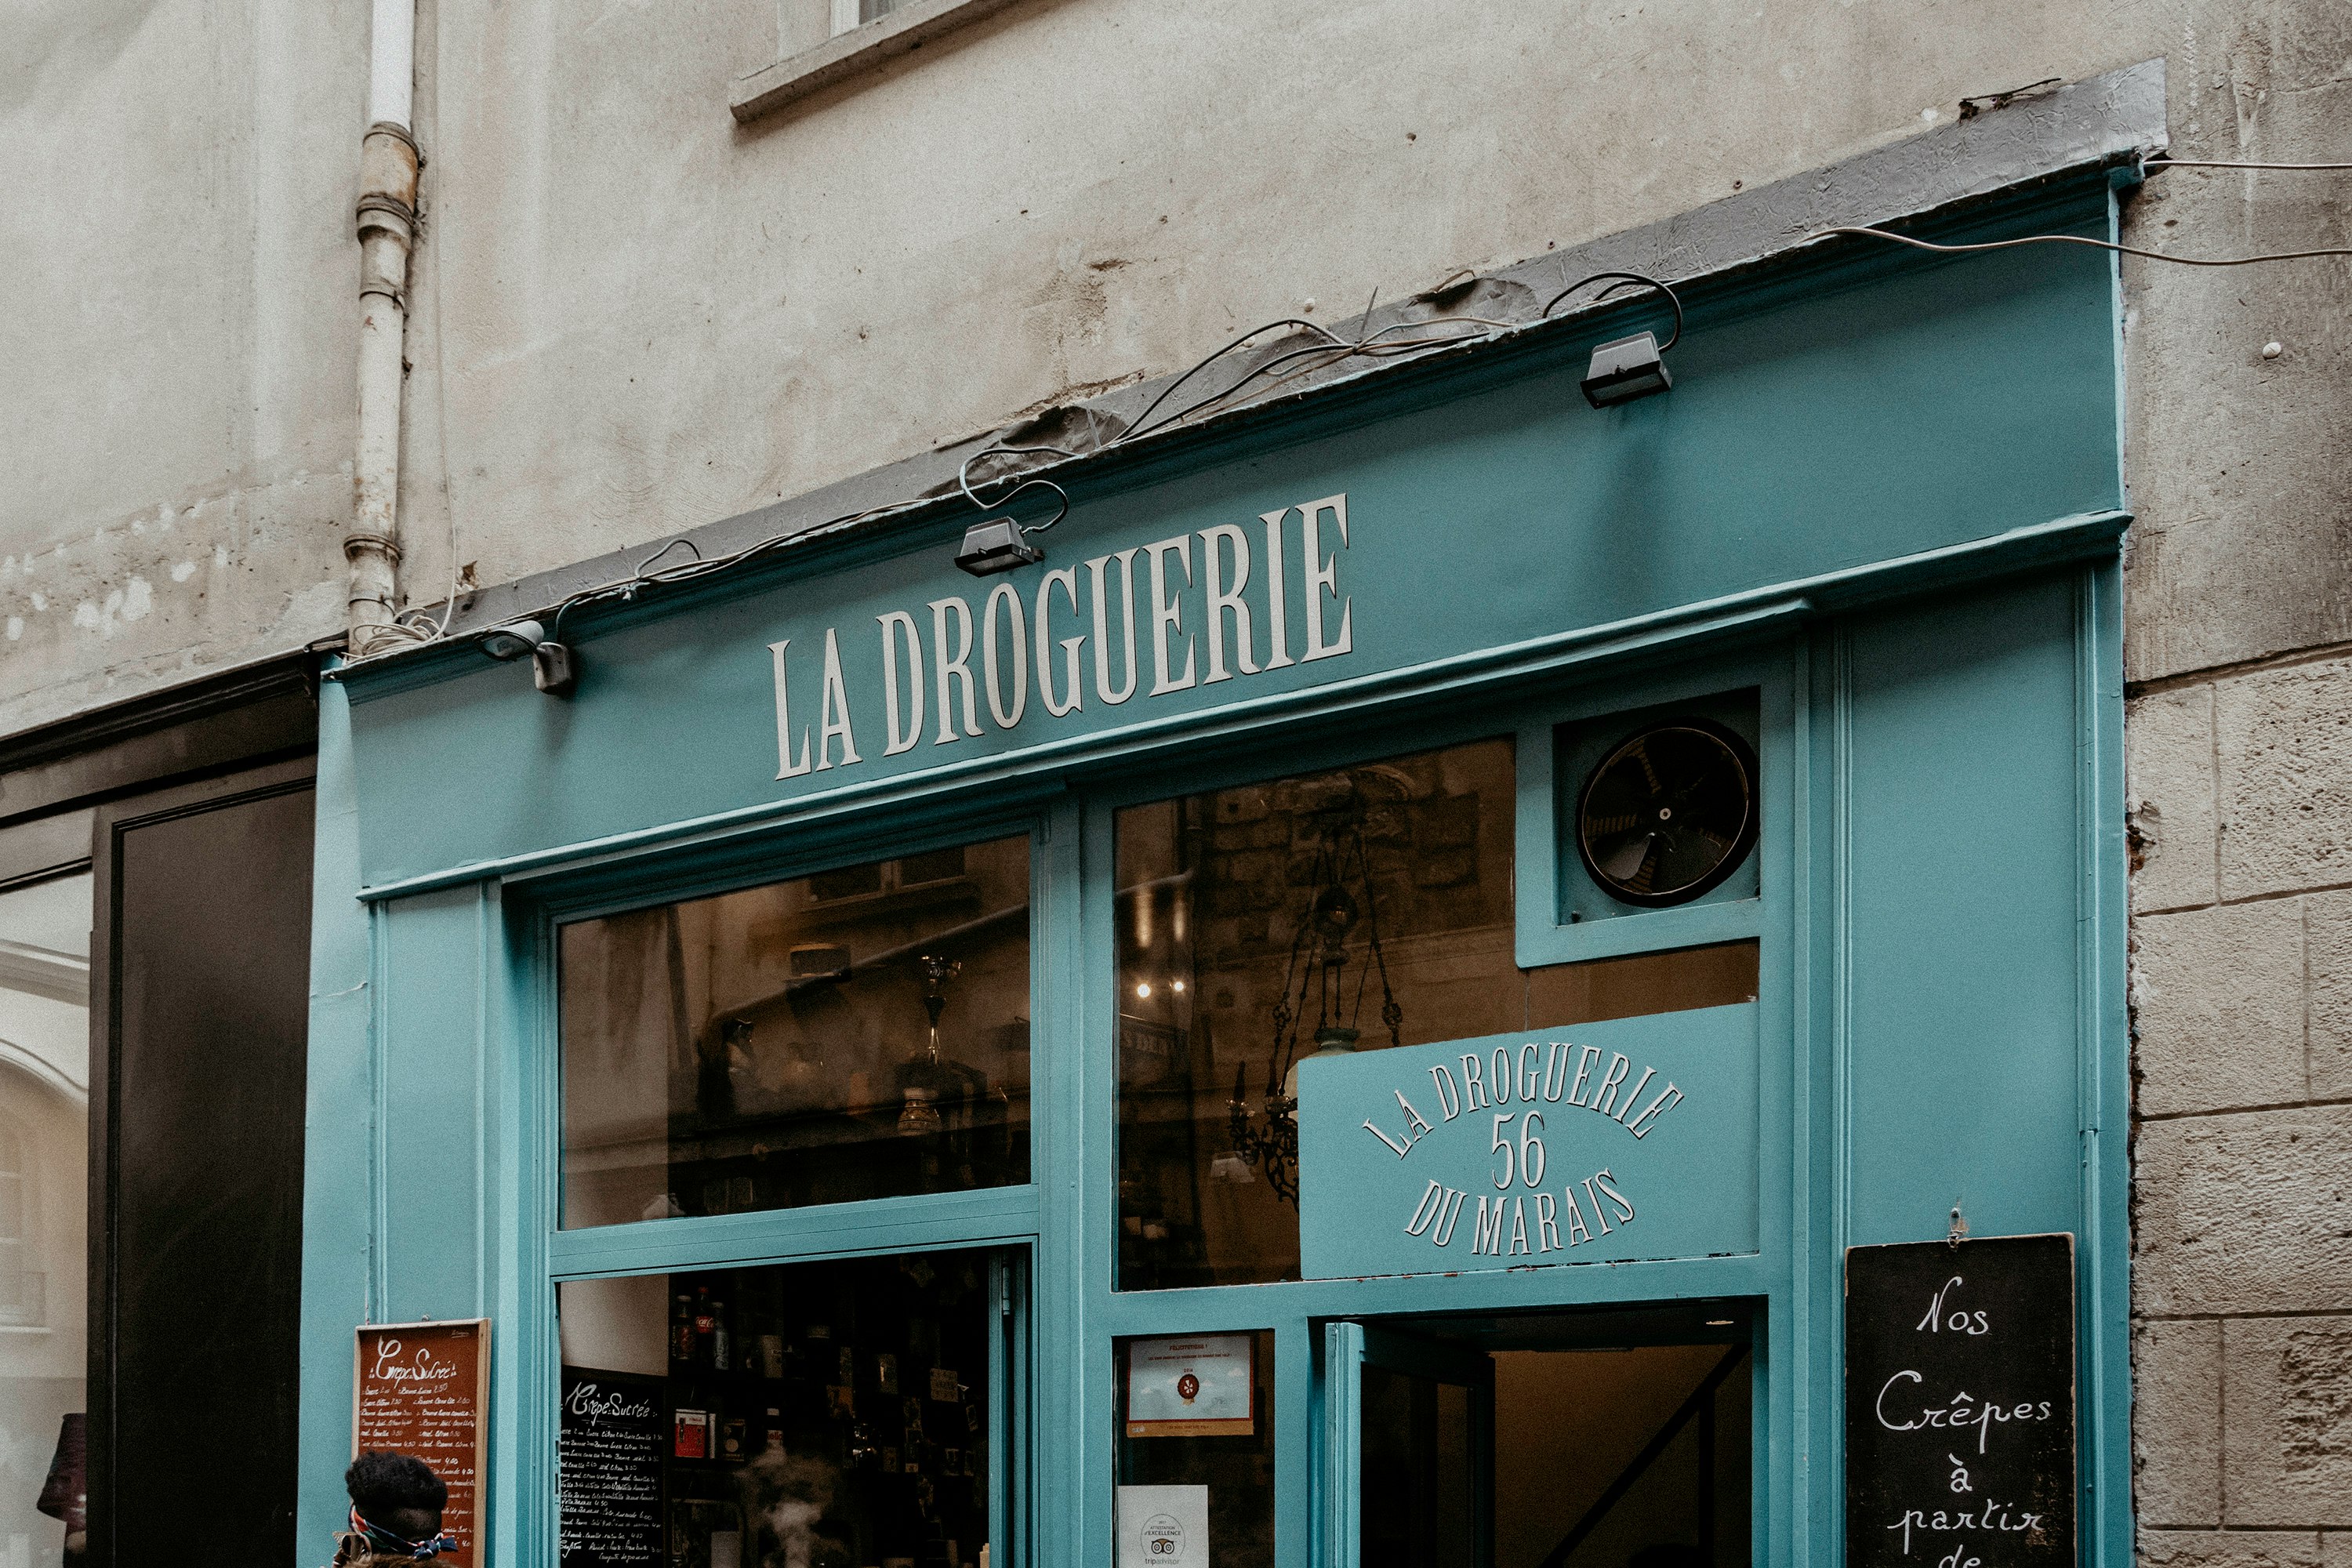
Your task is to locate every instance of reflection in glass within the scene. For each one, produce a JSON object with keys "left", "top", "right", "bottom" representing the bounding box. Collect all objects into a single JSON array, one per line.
[
  {"left": 1113, "top": 1332, "right": 1272, "bottom": 1568},
  {"left": 560, "top": 837, "right": 1030, "bottom": 1229},
  {"left": 559, "top": 1250, "right": 999, "bottom": 1568},
  {"left": 1115, "top": 739, "right": 1758, "bottom": 1290},
  {"left": 0, "top": 873, "right": 89, "bottom": 1567}
]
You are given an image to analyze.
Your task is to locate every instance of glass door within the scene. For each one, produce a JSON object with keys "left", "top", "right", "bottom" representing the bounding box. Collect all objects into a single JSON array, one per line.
[{"left": 1323, "top": 1323, "right": 1495, "bottom": 1568}]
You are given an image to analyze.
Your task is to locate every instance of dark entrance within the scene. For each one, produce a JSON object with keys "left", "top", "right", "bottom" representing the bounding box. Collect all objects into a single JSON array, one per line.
[{"left": 1334, "top": 1304, "right": 1753, "bottom": 1568}]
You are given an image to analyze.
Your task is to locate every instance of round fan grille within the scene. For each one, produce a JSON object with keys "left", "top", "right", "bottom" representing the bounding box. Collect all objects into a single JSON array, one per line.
[{"left": 1574, "top": 718, "right": 1759, "bottom": 908}]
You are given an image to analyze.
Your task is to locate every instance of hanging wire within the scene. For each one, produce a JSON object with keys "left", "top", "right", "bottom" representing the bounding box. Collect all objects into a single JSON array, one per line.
[
  {"left": 360, "top": 186, "right": 2352, "bottom": 671},
  {"left": 2147, "top": 155, "right": 2352, "bottom": 172},
  {"left": 1810, "top": 223, "right": 2352, "bottom": 268},
  {"left": 1541, "top": 271, "right": 1683, "bottom": 350}
]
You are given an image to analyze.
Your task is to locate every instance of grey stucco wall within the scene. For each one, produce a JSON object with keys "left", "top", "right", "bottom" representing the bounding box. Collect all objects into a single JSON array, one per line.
[{"left": 5, "top": 2, "right": 2352, "bottom": 1552}]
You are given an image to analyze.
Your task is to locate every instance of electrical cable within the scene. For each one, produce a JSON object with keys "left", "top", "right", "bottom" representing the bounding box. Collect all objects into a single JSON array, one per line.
[
  {"left": 1811, "top": 223, "right": 2352, "bottom": 268},
  {"left": 1541, "top": 272, "right": 1682, "bottom": 350},
  {"left": 2147, "top": 156, "right": 2352, "bottom": 172},
  {"left": 376, "top": 200, "right": 2345, "bottom": 673},
  {"left": 345, "top": 268, "right": 1696, "bottom": 667}
]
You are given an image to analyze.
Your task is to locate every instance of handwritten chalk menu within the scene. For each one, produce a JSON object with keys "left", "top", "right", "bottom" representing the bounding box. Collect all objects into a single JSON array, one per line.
[
  {"left": 559, "top": 1367, "right": 665, "bottom": 1568},
  {"left": 354, "top": 1319, "right": 491, "bottom": 1568},
  {"left": 1846, "top": 1236, "right": 2075, "bottom": 1568}
]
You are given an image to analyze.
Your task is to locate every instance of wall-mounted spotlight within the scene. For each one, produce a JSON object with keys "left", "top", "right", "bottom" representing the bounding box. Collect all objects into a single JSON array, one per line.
[
  {"left": 1541, "top": 270, "right": 1684, "bottom": 409},
  {"left": 953, "top": 472, "right": 1069, "bottom": 578},
  {"left": 479, "top": 616, "right": 579, "bottom": 696},
  {"left": 1581, "top": 332, "right": 1672, "bottom": 407},
  {"left": 956, "top": 517, "right": 1045, "bottom": 576}
]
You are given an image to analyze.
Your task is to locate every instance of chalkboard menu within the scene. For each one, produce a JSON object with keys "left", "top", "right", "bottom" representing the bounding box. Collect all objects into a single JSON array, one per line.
[
  {"left": 354, "top": 1319, "right": 491, "bottom": 1567},
  {"left": 560, "top": 1367, "right": 666, "bottom": 1568},
  {"left": 1846, "top": 1235, "right": 2075, "bottom": 1568}
]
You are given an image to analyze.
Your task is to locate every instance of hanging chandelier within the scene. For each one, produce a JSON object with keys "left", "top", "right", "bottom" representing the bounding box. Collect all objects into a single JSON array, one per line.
[{"left": 1227, "top": 793, "right": 1402, "bottom": 1206}]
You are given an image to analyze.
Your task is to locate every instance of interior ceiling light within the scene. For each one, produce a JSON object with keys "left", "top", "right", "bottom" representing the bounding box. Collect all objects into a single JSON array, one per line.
[
  {"left": 1540, "top": 270, "right": 1684, "bottom": 410},
  {"left": 953, "top": 474, "right": 1068, "bottom": 577}
]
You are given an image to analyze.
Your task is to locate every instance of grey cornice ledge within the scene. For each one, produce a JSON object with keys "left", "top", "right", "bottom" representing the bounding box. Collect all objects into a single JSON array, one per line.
[
  {"left": 731, "top": 0, "right": 1028, "bottom": 122},
  {"left": 419, "top": 58, "right": 2164, "bottom": 651}
]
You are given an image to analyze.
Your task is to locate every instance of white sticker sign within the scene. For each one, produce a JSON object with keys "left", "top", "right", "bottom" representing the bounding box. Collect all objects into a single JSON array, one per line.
[{"left": 1117, "top": 1484, "right": 1209, "bottom": 1568}]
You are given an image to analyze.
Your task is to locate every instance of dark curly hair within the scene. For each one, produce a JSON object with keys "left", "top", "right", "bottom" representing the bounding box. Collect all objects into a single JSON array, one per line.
[{"left": 346, "top": 1450, "right": 447, "bottom": 1523}]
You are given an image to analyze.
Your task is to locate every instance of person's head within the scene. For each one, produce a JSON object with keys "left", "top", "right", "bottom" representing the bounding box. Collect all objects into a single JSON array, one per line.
[{"left": 345, "top": 1450, "right": 448, "bottom": 1555}]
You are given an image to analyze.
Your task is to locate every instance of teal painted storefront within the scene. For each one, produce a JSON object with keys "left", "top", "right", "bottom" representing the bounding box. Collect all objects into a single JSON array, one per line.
[{"left": 299, "top": 170, "right": 2134, "bottom": 1568}]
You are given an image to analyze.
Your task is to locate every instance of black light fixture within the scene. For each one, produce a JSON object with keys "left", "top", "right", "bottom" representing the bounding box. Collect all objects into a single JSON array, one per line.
[
  {"left": 478, "top": 616, "right": 579, "bottom": 696},
  {"left": 952, "top": 474, "right": 1067, "bottom": 578},
  {"left": 1581, "top": 332, "right": 1672, "bottom": 407},
  {"left": 1542, "top": 270, "right": 1684, "bottom": 410},
  {"left": 954, "top": 517, "right": 1045, "bottom": 576}
]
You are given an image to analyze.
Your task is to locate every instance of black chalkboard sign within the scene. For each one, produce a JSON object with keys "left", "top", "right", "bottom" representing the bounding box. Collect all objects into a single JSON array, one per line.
[
  {"left": 560, "top": 1367, "right": 666, "bottom": 1568},
  {"left": 1846, "top": 1235, "right": 2076, "bottom": 1568}
]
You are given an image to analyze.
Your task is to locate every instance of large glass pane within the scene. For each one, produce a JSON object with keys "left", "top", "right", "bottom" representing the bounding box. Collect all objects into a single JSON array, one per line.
[
  {"left": 1115, "top": 739, "right": 1757, "bottom": 1289},
  {"left": 559, "top": 1250, "right": 1000, "bottom": 1568},
  {"left": 0, "top": 873, "right": 90, "bottom": 1567},
  {"left": 1113, "top": 1332, "right": 1273, "bottom": 1568},
  {"left": 561, "top": 837, "right": 1030, "bottom": 1229}
]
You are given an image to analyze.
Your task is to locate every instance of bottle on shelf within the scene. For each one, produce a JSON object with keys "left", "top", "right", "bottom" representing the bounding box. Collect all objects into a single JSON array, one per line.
[{"left": 694, "top": 1285, "right": 718, "bottom": 1370}]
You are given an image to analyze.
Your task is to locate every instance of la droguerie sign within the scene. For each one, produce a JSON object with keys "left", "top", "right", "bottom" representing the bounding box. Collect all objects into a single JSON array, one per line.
[
  {"left": 1296, "top": 1003, "right": 1758, "bottom": 1279},
  {"left": 767, "top": 495, "right": 1358, "bottom": 782}
]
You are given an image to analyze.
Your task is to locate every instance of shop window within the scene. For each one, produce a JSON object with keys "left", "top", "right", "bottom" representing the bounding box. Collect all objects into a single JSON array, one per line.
[
  {"left": 1113, "top": 1332, "right": 1273, "bottom": 1568},
  {"left": 1114, "top": 739, "right": 1757, "bottom": 1290},
  {"left": 559, "top": 836, "right": 1030, "bottom": 1229},
  {"left": 0, "top": 870, "right": 91, "bottom": 1558},
  {"left": 559, "top": 1249, "right": 1004, "bottom": 1568}
]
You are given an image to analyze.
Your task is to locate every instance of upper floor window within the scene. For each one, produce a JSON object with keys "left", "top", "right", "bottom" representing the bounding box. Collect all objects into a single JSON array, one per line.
[{"left": 559, "top": 837, "right": 1032, "bottom": 1229}]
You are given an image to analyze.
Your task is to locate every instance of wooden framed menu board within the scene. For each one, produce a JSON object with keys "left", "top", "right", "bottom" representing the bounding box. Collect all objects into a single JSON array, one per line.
[{"left": 354, "top": 1319, "right": 492, "bottom": 1568}]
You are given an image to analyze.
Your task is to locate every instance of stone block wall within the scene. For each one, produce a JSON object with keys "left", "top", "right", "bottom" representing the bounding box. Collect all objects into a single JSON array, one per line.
[{"left": 2129, "top": 648, "right": 2352, "bottom": 1558}]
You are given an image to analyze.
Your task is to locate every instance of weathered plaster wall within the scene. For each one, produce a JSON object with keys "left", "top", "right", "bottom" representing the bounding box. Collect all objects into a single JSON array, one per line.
[{"left": 0, "top": 0, "right": 365, "bottom": 736}]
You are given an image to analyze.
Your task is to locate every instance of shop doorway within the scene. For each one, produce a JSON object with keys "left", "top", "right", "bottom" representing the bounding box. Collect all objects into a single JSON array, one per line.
[{"left": 1330, "top": 1305, "right": 1752, "bottom": 1568}]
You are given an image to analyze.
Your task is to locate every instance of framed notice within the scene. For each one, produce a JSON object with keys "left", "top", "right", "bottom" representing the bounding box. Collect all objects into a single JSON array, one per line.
[
  {"left": 354, "top": 1319, "right": 492, "bottom": 1568},
  {"left": 1124, "top": 1334, "right": 1254, "bottom": 1437}
]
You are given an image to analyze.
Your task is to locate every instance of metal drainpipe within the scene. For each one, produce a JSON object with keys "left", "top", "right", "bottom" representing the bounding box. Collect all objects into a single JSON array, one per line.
[{"left": 348, "top": 0, "right": 420, "bottom": 654}]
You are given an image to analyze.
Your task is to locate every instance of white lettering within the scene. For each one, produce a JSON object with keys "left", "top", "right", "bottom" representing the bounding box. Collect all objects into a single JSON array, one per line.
[
  {"left": 929, "top": 596, "right": 982, "bottom": 742},
  {"left": 1034, "top": 566, "right": 1084, "bottom": 717},
  {"left": 1300, "top": 492, "right": 1353, "bottom": 662},
  {"left": 1145, "top": 536, "right": 1196, "bottom": 695},
  {"left": 816, "top": 627, "right": 861, "bottom": 769},
  {"left": 982, "top": 582, "right": 1029, "bottom": 729},
  {"left": 1087, "top": 549, "right": 1142, "bottom": 704},
  {"left": 1198, "top": 523, "right": 1259, "bottom": 684},
  {"left": 1259, "top": 508, "right": 1295, "bottom": 670},
  {"left": 877, "top": 612, "right": 925, "bottom": 756},
  {"left": 770, "top": 639, "right": 812, "bottom": 779}
]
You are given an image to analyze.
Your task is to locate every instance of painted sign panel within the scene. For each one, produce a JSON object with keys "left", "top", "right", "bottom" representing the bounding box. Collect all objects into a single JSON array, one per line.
[
  {"left": 1296, "top": 1004, "right": 1757, "bottom": 1279},
  {"left": 353, "top": 1319, "right": 491, "bottom": 1568},
  {"left": 345, "top": 230, "right": 2122, "bottom": 888},
  {"left": 1845, "top": 1234, "right": 2077, "bottom": 1568}
]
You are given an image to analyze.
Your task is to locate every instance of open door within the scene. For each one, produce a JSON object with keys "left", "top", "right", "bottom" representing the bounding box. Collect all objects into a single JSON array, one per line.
[{"left": 1323, "top": 1322, "right": 1496, "bottom": 1568}]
